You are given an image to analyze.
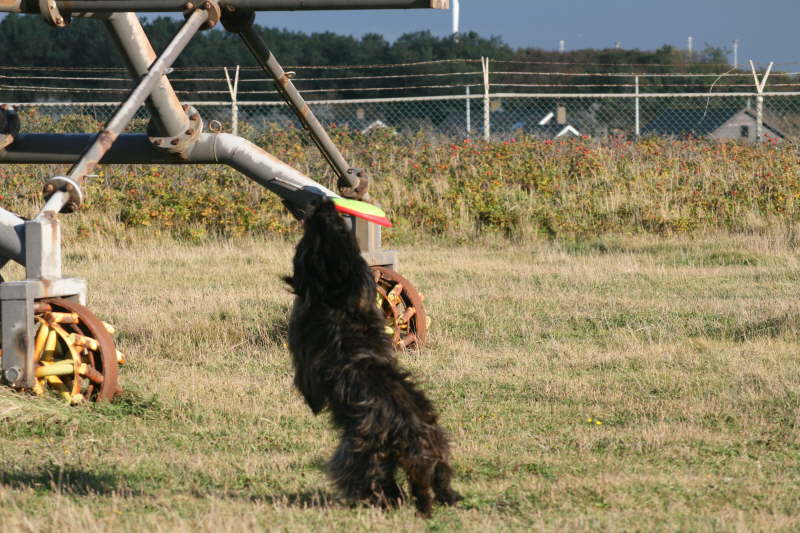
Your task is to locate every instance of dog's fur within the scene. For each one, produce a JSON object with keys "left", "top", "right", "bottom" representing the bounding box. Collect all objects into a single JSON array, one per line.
[{"left": 284, "top": 199, "right": 461, "bottom": 517}]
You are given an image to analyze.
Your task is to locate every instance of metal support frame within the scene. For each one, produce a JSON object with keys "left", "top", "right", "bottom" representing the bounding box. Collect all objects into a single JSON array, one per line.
[
  {"left": 105, "top": 12, "right": 189, "bottom": 138},
  {"left": 224, "top": 11, "right": 369, "bottom": 199},
  {"left": 0, "top": 0, "right": 446, "bottom": 389},
  {"left": 0, "top": 1, "right": 448, "bottom": 13}
]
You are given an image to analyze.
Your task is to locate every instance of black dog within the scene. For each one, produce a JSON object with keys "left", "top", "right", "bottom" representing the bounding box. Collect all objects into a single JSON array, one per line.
[{"left": 284, "top": 199, "right": 461, "bottom": 517}]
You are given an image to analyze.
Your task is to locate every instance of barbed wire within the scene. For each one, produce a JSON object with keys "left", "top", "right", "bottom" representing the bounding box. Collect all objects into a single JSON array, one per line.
[
  {"left": 5, "top": 70, "right": 787, "bottom": 85},
  {"left": 0, "top": 71, "right": 483, "bottom": 83},
  {"left": 490, "top": 83, "right": 800, "bottom": 88},
  {"left": 2, "top": 58, "right": 797, "bottom": 97},
  {"left": 491, "top": 59, "right": 737, "bottom": 68},
  {"left": 0, "top": 83, "right": 483, "bottom": 94},
  {"left": 0, "top": 58, "right": 480, "bottom": 74},
  {"left": 492, "top": 71, "right": 799, "bottom": 78}
]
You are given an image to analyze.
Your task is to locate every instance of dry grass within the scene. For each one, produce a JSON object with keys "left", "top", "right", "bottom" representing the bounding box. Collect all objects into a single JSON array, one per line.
[{"left": 0, "top": 230, "right": 799, "bottom": 531}]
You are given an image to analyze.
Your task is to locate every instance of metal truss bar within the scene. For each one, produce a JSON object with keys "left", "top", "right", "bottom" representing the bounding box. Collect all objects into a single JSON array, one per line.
[
  {"left": 0, "top": 1, "right": 447, "bottom": 13},
  {"left": 52, "top": 7, "right": 209, "bottom": 214},
  {"left": 0, "top": 207, "right": 25, "bottom": 266},
  {"left": 235, "top": 22, "right": 359, "bottom": 192},
  {"left": 105, "top": 12, "right": 188, "bottom": 137},
  {"left": 0, "top": 132, "right": 337, "bottom": 207}
]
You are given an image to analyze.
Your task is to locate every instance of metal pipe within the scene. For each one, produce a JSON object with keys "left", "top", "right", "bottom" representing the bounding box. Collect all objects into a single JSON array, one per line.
[
  {"left": 482, "top": 56, "right": 490, "bottom": 140},
  {"left": 0, "top": 1, "right": 447, "bottom": 13},
  {"left": 40, "top": 190, "right": 71, "bottom": 214},
  {"left": 0, "top": 207, "right": 25, "bottom": 266},
  {"left": 51, "top": 7, "right": 208, "bottom": 214},
  {"left": 235, "top": 22, "right": 359, "bottom": 191},
  {"left": 0, "top": 132, "right": 337, "bottom": 202},
  {"left": 194, "top": 133, "right": 340, "bottom": 205},
  {"left": 634, "top": 75, "right": 640, "bottom": 137},
  {"left": 0, "top": 133, "right": 184, "bottom": 163},
  {"left": 105, "top": 12, "right": 188, "bottom": 137}
]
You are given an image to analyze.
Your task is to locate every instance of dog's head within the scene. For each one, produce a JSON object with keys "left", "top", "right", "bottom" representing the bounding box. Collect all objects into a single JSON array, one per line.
[{"left": 285, "top": 198, "right": 373, "bottom": 308}]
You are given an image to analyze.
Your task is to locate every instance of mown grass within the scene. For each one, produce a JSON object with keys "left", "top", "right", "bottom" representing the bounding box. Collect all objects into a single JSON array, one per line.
[{"left": 0, "top": 230, "right": 798, "bottom": 531}]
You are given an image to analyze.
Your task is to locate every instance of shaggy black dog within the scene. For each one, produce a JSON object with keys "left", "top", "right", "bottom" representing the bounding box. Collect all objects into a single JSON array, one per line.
[{"left": 284, "top": 199, "right": 461, "bottom": 517}]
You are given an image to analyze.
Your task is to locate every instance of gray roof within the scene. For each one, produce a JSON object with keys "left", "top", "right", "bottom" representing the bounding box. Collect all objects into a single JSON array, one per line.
[
  {"left": 642, "top": 107, "right": 784, "bottom": 138},
  {"left": 642, "top": 108, "right": 736, "bottom": 136}
]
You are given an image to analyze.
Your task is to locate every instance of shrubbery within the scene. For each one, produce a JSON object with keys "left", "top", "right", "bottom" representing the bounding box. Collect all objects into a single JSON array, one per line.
[{"left": 3, "top": 114, "right": 799, "bottom": 243}]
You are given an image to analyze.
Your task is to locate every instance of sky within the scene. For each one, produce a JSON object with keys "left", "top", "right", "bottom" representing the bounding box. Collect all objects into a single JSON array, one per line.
[{"left": 252, "top": 0, "right": 799, "bottom": 68}]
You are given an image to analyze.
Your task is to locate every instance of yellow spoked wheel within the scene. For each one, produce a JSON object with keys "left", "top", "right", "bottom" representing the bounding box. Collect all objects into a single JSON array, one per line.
[
  {"left": 372, "top": 267, "right": 428, "bottom": 350},
  {"left": 33, "top": 298, "right": 123, "bottom": 403}
]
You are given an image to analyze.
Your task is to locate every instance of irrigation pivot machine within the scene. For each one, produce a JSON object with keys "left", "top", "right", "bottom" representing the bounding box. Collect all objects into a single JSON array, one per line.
[{"left": 0, "top": 0, "right": 448, "bottom": 403}]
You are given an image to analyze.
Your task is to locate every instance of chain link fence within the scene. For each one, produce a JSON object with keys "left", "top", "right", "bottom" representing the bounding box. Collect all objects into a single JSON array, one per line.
[{"left": 8, "top": 91, "right": 800, "bottom": 141}]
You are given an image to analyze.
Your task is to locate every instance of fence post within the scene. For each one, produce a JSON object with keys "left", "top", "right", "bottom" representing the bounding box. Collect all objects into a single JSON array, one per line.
[
  {"left": 482, "top": 56, "right": 490, "bottom": 140},
  {"left": 224, "top": 65, "right": 240, "bottom": 136},
  {"left": 466, "top": 85, "right": 471, "bottom": 137},
  {"left": 749, "top": 60, "right": 773, "bottom": 143},
  {"left": 634, "top": 75, "right": 640, "bottom": 137}
]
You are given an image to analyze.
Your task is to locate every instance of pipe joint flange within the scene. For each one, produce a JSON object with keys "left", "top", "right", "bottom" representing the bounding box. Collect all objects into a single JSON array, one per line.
[
  {"left": 220, "top": 5, "right": 255, "bottom": 34},
  {"left": 184, "top": 0, "right": 221, "bottom": 30},
  {"left": 148, "top": 105, "right": 203, "bottom": 158},
  {"left": 44, "top": 176, "right": 84, "bottom": 213},
  {"left": 339, "top": 169, "right": 370, "bottom": 200},
  {"left": 0, "top": 104, "right": 20, "bottom": 150},
  {"left": 39, "top": 0, "right": 70, "bottom": 27}
]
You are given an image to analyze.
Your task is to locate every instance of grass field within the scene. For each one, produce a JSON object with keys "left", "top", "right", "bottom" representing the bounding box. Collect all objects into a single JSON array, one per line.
[{"left": 0, "top": 229, "right": 798, "bottom": 531}]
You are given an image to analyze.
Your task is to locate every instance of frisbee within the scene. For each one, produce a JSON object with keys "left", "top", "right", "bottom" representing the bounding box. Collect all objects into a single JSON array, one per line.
[{"left": 331, "top": 197, "right": 392, "bottom": 228}]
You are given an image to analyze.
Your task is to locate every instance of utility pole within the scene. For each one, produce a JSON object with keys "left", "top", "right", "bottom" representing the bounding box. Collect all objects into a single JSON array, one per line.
[
  {"left": 732, "top": 39, "right": 739, "bottom": 68},
  {"left": 452, "top": 0, "right": 459, "bottom": 41}
]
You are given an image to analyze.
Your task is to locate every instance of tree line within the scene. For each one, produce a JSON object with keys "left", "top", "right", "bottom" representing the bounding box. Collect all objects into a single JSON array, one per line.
[{"left": 0, "top": 13, "right": 760, "bottom": 102}]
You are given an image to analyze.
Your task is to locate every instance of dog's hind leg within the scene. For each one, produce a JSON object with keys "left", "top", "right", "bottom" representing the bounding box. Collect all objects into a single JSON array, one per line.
[
  {"left": 375, "top": 454, "right": 405, "bottom": 508},
  {"left": 432, "top": 461, "right": 462, "bottom": 506},
  {"left": 404, "top": 460, "right": 436, "bottom": 518},
  {"left": 328, "top": 437, "right": 373, "bottom": 502},
  {"left": 330, "top": 439, "right": 403, "bottom": 508}
]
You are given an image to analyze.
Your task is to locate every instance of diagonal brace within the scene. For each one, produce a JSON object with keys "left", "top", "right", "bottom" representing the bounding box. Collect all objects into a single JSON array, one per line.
[
  {"left": 222, "top": 9, "right": 369, "bottom": 200},
  {"left": 40, "top": 5, "right": 212, "bottom": 216}
]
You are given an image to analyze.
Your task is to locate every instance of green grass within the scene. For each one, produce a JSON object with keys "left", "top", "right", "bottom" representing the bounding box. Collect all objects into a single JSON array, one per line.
[{"left": 1, "top": 231, "right": 798, "bottom": 531}]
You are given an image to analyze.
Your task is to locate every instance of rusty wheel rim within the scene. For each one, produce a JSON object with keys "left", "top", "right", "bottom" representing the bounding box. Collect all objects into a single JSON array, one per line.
[
  {"left": 34, "top": 298, "right": 121, "bottom": 402},
  {"left": 372, "top": 267, "right": 427, "bottom": 350}
]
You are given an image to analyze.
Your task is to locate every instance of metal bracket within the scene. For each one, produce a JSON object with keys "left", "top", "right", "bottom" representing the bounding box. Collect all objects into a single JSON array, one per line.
[
  {"left": 185, "top": 0, "right": 221, "bottom": 30},
  {"left": 0, "top": 104, "right": 19, "bottom": 150},
  {"left": 1, "top": 278, "right": 87, "bottom": 389},
  {"left": 357, "top": 221, "right": 396, "bottom": 269},
  {"left": 148, "top": 105, "right": 203, "bottom": 158},
  {"left": 339, "top": 168, "right": 370, "bottom": 200},
  {"left": 43, "top": 176, "right": 84, "bottom": 213},
  {"left": 38, "top": 0, "right": 69, "bottom": 27},
  {"left": 219, "top": 4, "right": 255, "bottom": 33}
]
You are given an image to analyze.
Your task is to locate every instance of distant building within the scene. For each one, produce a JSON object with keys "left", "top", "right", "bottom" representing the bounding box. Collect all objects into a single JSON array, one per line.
[
  {"left": 642, "top": 107, "right": 784, "bottom": 142},
  {"left": 488, "top": 105, "right": 582, "bottom": 139}
]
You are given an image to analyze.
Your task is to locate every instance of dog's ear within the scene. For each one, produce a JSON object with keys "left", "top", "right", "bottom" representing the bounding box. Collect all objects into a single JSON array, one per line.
[
  {"left": 282, "top": 275, "right": 296, "bottom": 293},
  {"left": 293, "top": 199, "right": 372, "bottom": 307},
  {"left": 294, "top": 363, "right": 328, "bottom": 415}
]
